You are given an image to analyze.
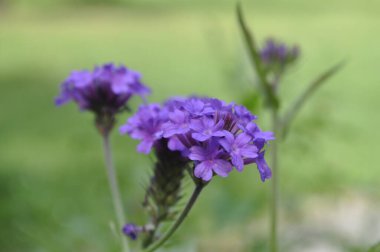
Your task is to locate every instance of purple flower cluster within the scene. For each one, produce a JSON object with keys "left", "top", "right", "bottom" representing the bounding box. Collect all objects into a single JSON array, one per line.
[
  {"left": 121, "top": 97, "right": 274, "bottom": 182},
  {"left": 260, "top": 38, "right": 299, "bottom": 68},
  {"left": 55, "top": 63, "right": 150, "bottom": 115}
]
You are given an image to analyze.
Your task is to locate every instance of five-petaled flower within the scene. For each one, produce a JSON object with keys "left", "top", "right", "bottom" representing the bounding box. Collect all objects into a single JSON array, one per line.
[{"left": 189, "top": 139, "right": 233, "bottom": 181}]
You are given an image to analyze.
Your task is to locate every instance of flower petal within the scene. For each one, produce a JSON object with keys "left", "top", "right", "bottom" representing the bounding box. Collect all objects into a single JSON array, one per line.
[
  {"left": 240, "top": 145, "right": 258, "bottom": 159},
  {"left": 137, "top": 139, "right": 154, "bottom": 154},
  {"left": 192, "top": 132, "right": 211, "bottom": 142},
  {"left": 212, "top": 159, "right": 233, "bottom": 177},
  {"left": 235, "top": 133, "right": 252, "bottom": 146},
  {"left": 168, "top": 136, "right": 186, "bottom": 151},
  {"left": 255, "top": 131, "right": 275, "bottom": 141},
  {"left": 231, "top": 153, "right": 244, "bottom": 172},
  {"left": 194, "top": 162, "right": 213, "bottom": 181},
  {"left": 189, "top": 146, "right": 206, "bottom": 161},
  {"left": 256, "top": 153, "right": 272, "bottom": 182}
]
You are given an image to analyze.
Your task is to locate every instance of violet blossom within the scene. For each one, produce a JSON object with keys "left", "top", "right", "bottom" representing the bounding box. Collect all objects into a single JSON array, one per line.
[
  {"left": 119, "top": 104, "right": 165, "bottom": 154},
  {"left": 55, "top": 63, "right": 150, "bottom": 133},
  {"left": 121, "top": 96, "right": 274, "bottom": 182},
  {"left": 189, "top": 139, "right": 233, "bottom": 181}
]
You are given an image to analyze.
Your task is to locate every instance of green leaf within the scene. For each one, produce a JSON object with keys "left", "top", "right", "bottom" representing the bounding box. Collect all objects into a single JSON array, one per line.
[
  {"left": 236, "top": 2, "right": 279, "bottom": 109},
  {"left": 281, "top": 61, "right": 346, "bottom": 138}
]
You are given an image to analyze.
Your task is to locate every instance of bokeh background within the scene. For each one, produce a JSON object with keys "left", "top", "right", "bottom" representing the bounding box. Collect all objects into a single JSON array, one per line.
[{"left": 1, "top": 0, "right": 379, "bottom": 251}]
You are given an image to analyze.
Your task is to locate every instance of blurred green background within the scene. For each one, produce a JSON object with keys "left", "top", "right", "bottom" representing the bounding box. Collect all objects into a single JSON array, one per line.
[{"left": 1, "top": 0, "right": 379, "bottom": 251}]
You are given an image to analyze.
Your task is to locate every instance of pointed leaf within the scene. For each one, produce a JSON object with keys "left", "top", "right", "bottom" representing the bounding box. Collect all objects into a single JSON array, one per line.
[
  {"left": 281, "top": 61, "right": 346, "bottom": 138},
  {"left": 236, "top": 2, "right": 279, "bottom": 109}
]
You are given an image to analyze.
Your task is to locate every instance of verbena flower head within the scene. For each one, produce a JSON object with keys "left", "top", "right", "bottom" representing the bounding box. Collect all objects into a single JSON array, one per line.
[
  {"left": 121, "top": 96, "right": 274, "bottom": 182},
  {"left": 55, "top": 63, "right": 150, "bottom": 133},
  {"left": 260, "top": 38, "right": 299, "bottom": 71}
]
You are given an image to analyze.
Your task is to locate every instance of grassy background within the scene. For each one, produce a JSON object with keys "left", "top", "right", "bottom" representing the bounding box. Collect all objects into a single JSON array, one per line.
[{"left": 1, "top": 0, "right": 379, "bottom": 251}]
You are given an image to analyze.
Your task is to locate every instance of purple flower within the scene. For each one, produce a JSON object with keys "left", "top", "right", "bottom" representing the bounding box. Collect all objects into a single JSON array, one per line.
[
  {"left": 190, "top": 117, "right": 225, "bottom": 142},
  {"left": 120, "top": 104, "right": 166, "bottom": 154},
  {"left": 189, "top": 140, "right": 232, "bottom": 181},
  {"left": 122, "top": 223, "right": 142, "bottom": 240},
  {"left": 121, "top": 96, "right": 274, "bottom": 182},
  {"left": 183, "top": 98, "right": 206, "bottom": 116},
  {"left": 244, "top": 122, "right": 275, "bottom": 151},
  {"left": 55, "top": 63, "right": 150, "bottom": 117},
  {"left": 55, "top": 63, "right": 150, "bottom": 133},
  {"left": 219, "top": 132, "right": 258, "bottom": 172},
  {"left": 162, "top": 109, "right": 191, "bottom": 137}
]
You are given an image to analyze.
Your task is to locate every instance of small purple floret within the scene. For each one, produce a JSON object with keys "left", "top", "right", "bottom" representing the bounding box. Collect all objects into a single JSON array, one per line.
[
  {"left": 189, "top": 140, "right": 233, "bottom": 181},
  {"left": 121, "top": 97, "right": 274, "bottom": 182},
  {"left": 119, "top": 104, "right": 165, "bottom": 154},
  {"left": 190, "top": 117, "right": 225, "bottom": 142},
  {"left": 122, "top": 223, "right": 142, "bottom": 240},
  {"left": 219, "top": 132, "right": 258, "bottom": 172}
]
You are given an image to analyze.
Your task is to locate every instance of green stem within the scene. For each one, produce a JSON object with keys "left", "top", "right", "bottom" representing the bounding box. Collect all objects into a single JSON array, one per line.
[
  {"left": 102, "top": 133, "right": 130, "bottom": 252},
  {"left": 270, "top": 110, "right": 279, "bottom": 252},
  {"left": 144, "top": 183, "right": 204, "bottom": 252}
]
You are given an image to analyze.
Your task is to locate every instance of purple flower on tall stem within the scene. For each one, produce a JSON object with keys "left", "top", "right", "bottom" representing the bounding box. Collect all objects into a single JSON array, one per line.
[
  {"left": 55, "top": 63, "right": 152, "bottom": 252},
  {"left": 121, "top": 96, "right": 275, "bottom": 250},
  {"left": 55, "top": 63, "right": 150, "bottom": 134}
]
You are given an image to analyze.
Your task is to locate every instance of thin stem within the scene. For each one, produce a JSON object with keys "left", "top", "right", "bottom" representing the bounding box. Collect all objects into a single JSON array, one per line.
[
  {"left": 272, "top": 68, "right": 284, "bottom": 93},
  {"left": 102, "top": 133, "right": 130, "bottom": 252},
  {"left": 270, "top": 110, "right": 279, "bottom": 252},
  {"left": 144, "top": 183, "right": 204, "bottom": 252}
]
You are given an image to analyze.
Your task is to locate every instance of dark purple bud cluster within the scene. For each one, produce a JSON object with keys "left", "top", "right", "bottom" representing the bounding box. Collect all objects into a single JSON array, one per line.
[
  {"left": 260, "top": 38, "right": 299, "bottom": 70},
  {"left": 121, "top": 97, "right": 274, "bottom": 182}
]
